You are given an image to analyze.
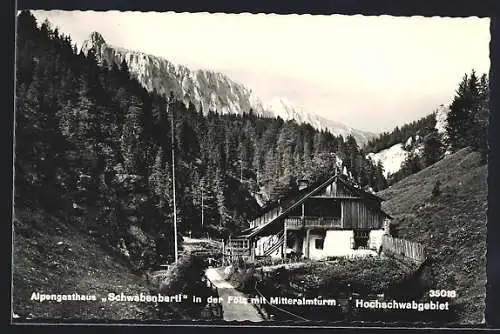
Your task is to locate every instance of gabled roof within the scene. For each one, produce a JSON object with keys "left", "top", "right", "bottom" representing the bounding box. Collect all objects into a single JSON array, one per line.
[
  {"left": 245, "top": 173, "right": 391, "bottom": 239},
  {"left": 334, "top": 175, "right": 384, "bottom": 202},
  {"left": 252, "top": 180, "right": 322, "bottom": 217},
  {"left": 246, "top": 174, "right": 338, "bottom": 238},
  {"left": 254, "top": 173, "right": 382, "bottom": 216}
]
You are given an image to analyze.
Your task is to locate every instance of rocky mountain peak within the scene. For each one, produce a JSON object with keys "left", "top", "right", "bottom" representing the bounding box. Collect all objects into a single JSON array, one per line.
[
  {"left": 89, "top": 31, "right": 106, "bottom": 47},
  {"left": 80, "top": 29, "right": 375, "bottom": 146},
  {"left": 81, "top": 32, "right": 107, "bottom": 57}
]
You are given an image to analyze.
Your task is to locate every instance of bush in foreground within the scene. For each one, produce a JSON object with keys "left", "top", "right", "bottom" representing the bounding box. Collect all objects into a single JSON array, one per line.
[{"left": 156, "top": 253, "right": 216, "bottom": 320}]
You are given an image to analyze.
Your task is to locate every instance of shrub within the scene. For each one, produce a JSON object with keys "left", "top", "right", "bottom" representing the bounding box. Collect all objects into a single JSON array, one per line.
[
  {"left": 432, "top": 180, "right": 442, "bottom": 198},
  {"left": 228, "top": 267, "right": 258, "bottom": 293},
  {"left": 157, "top": 253, "right": 212, "bottom": 319},
  {"left": 159, "top": 253, "right": 207, "bottom": 293}
]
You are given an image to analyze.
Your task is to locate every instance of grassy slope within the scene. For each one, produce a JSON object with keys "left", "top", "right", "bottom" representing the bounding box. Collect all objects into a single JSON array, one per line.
[
  {"left": 12, "top": 206, "right": 157, "bottom": 321},
  {"left": 378, "top": 147, "right": 487, "bottom": 324}
]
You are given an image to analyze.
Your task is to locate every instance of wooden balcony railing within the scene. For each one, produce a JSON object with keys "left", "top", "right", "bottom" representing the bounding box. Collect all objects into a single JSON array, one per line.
[{"left": 285, "top": 216, "right": 342, "bottom": 229}]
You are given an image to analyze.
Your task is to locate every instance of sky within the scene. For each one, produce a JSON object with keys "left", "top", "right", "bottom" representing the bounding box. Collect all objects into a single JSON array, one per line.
[{"left": 29, "top": 10, "right": 490, "bottom": 134}]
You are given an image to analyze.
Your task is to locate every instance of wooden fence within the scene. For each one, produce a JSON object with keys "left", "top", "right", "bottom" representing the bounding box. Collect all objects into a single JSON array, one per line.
[{"left": 381, "top": 235, "right": 426, "bottom": 263}]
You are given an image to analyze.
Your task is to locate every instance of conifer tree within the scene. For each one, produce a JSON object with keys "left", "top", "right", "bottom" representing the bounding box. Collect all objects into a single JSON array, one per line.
[
  {"left": 446, "top": 70, "right": 488, "bottom": 156},
  {"left": 120, "top": 96, "right": 146, "bottom": 174},
  {"left": 15, "top": 10, "right": 395, "bottom": 251},
  {"left": 422, "top": 130, "right": 444, "bottom": 167},
  {"left": 374, "top": 162, "right": 387, "bottom": 191}
]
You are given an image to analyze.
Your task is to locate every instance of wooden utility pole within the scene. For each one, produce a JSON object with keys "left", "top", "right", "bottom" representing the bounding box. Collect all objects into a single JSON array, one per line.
[
  {"left": 240, "top": 160, "right": 243, "bottom": 183},
  {"left": 201, "top": 188, "right": 204, "bottom": 229},
  {"left": 283, "top": 226, "right": 287, "bottom": 261},
  {"left": 222, "top": 238, "right": 225, "bottom": 266},
  {"left": 169, "top": 94, "right": 178, "bottom": 264}
]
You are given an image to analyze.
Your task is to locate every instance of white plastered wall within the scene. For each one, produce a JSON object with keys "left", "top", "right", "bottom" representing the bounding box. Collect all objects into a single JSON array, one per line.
[
  {"left": 322, "top": 230, "right": 354, "bottom": 258},
  {"left": 368, "top": 229, "right": 385, "bottom": 251},
  {"left": 304, "top": 232, "right": 326, "bottom": 260}
]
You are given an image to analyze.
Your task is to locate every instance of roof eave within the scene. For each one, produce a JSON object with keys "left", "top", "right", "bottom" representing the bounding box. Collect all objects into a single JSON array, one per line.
[{"left": 246, "top": 174, "right": 340, "bottom": 239}]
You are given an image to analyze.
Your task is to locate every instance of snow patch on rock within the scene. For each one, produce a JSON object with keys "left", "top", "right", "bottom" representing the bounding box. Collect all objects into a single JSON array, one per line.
[
  {"left": 264, "top": 96, "right": 375, "bottom": 146},
  {"left": 367, "top": 143, "right": 408, "bottom": 178},
  {"left": 435, "top": 104, "right": 449, "bottom": 135}
]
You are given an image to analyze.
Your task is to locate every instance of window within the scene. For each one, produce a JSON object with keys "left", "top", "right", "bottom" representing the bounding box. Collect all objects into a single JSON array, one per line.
[
  {"left": 315, "top": 238, "right": 324, "bottom": 250},
  {"left": 353, "top": 230, "right": 369, "bottom": 249}
]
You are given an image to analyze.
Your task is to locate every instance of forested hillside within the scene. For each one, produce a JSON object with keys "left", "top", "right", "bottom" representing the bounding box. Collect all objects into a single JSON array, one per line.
[
  {"left": 365, "top": 113, "right": 437, "bottom": 154},
  {"left": 14, "top": 11, "right": 386, "bottom": 270},
  {"left": 75, "top": 30, "right": 375, "bottom": 146}
]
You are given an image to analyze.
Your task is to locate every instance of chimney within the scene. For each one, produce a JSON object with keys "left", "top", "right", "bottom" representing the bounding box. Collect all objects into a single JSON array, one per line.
[{"left": 297, "top": 179, "right": 309, "bottom": 191}]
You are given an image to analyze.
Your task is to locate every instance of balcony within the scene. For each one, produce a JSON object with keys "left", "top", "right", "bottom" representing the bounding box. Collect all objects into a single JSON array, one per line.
[{"left": 285, "top": 216, "right": 342, "bottom": 229}]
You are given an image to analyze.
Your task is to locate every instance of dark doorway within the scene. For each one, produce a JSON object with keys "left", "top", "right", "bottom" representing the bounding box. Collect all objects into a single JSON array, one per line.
[{"left": 315, "top": 238, "right": 324, "bottom": 250}]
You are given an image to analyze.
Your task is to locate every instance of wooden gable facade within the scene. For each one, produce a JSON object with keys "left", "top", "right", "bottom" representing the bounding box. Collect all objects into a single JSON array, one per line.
[
  {"left": 289, "top": 176, "right": 386, "bottom": 231},
  {"left": 229, "top": 174, "right": 392, "bottom": 262},
  {"left": 242, "top": 174, "right": 391, "bottom": 239}
]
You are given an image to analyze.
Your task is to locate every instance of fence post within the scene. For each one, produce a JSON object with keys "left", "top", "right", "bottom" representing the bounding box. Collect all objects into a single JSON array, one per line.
[{"left": 345, "top": 283, "right": 352, "bottom": 321}]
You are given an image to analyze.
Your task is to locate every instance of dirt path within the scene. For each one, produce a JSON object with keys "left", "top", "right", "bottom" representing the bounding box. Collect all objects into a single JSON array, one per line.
[{"left": 205, "top": 268, "right": 263, "bottom": 322}]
